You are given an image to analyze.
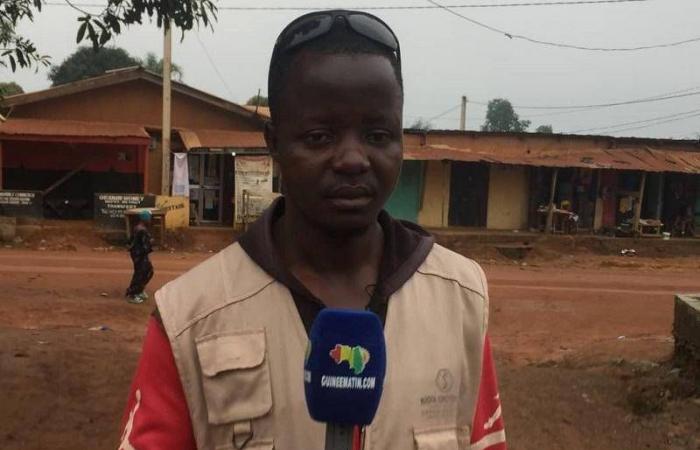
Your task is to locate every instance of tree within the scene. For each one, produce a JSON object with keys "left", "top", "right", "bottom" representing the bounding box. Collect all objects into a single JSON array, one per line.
[
  {"left": 141, "top": 52, "right": 183, "bottom": 81},
  {"left": 408, "top": 118, "right": 432, "bottom": 131},
  {"left": 535, "top": 124, "right": 553, "bottom": 133},
  {"left": 481, "top": 98, "right": 530, "bottom": 132},
  {"left": 246, "top": 94, "right": 268, "bottom": 107},
  {"left": 1, "top": 0, "right": 216, "bottom": 72},
  {"left": 0, "top": 81, "right": 24, "bottom": 96},
  {"left": 48, "top": 46, "right": 140, "bottom": 86}
]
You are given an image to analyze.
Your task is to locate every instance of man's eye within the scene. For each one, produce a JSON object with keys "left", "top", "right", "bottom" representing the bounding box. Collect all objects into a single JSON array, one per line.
[
  {"left": 366, "top": 131, "right": 392, "bottom": 145},
  {"left": 303, "top": 131, "right": 333, "bottom": 146}
]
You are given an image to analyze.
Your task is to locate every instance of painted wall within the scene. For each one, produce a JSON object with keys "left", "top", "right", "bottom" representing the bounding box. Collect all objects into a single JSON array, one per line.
[
  {"left": 3, "top": 141, "right": 142, "bottom": 173},
  {"left": 486, "top": 165, "right": 529, "bottom": 230},
  {"left": 11, "top": 79, "right": 260, "bottom": 131},
  {"left": 417, "top": 160, "right": 450, "bottom": 227},
  {"left": 155, "top": 195, "right": 189, "bottom": 228},
  {"left": 385, "top": 161, "right": 424, "bottom": 223}
]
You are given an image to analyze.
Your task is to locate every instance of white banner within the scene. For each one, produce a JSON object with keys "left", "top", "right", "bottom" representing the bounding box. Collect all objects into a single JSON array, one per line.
[{"left": 171, "top": 153, "right": 190, "bottom": 197}]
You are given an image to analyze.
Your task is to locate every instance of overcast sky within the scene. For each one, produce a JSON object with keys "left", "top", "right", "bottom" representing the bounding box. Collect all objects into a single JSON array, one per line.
[{"left": 2, "top": 0, "right": 699, "bottom": 139}]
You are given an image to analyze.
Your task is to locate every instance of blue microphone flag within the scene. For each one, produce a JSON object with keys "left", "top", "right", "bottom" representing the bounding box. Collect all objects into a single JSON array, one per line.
[{"left": 304, "top": 309, "right": 386, "bottom": 425}]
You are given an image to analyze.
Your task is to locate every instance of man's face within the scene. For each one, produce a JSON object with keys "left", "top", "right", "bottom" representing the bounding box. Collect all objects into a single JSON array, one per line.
[{"left": 267, "top": 51, "right": 403, "bottom": 233}]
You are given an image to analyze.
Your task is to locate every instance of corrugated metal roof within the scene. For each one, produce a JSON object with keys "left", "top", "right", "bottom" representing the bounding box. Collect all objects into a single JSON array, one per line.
[
  {"left": 178, "top": 129, "right": 266, "bottom": 150},
  {"left": 0, "top": 118, "right": 150, "bottom": 140},
  {"left": 242, "top": 105, "right": 271, "bottom": 119},
  {"left": 404, "top": 128, "right": 700, "bottom": 148},
  {"left": 404, "top": 142, "right": 700, "bottom": 174}
]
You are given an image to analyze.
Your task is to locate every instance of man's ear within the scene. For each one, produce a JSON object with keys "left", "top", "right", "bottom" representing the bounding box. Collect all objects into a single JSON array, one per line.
[{"left": 264, "top": 121, "right": 279, "bottom": 160}]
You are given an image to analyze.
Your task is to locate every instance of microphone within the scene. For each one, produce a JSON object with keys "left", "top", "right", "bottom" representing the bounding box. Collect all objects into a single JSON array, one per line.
[{"left": 304, "top": 309, "right": 386, "bottom": 450}]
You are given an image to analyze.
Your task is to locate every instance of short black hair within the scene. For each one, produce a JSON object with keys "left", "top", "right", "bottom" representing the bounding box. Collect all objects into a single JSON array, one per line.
[{"left": 267, "top": 21, "right": 403, "bottom": 123}]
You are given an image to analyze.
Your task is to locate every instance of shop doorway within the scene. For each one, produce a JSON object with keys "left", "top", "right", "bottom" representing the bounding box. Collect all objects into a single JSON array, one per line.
[{"left": 188, "top": 152, "right": 224, "bottom": 225}]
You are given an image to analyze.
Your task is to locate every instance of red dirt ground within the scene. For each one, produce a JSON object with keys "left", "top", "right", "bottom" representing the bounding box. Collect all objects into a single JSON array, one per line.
[{"left": 0, "top": 245, "right": 698, "bottom": 450}]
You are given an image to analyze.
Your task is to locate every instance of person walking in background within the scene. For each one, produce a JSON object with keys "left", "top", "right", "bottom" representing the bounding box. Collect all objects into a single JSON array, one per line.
[{"left": 125, "top": 210, "right": 154, "bottom": 304}]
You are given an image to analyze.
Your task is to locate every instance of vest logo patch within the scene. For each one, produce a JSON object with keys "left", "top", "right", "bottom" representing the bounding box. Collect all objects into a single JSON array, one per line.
[
  {"left": 436, "top": 368, "right": 454, "bottom": 393},
  {"left": 329, "top": 344, "right": 370, "bottom": 375}
]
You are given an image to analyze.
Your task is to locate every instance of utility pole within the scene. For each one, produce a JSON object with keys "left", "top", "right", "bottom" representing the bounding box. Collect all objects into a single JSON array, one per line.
[
  {"left": 459, "top": 95, "right": 467, "bottom": 131},
  {"left": 633, "top": 172, "right": 647, "bottom": 235},
  {"left": 161, "top": 21, "right": 173, "bottom": 196},
  {"left": 545, "top": 168, "right": 559, "bottom": 234}
]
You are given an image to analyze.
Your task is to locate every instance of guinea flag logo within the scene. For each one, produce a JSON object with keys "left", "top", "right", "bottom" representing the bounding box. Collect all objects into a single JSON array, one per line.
[{"left": 329, "top": 344, "right": 370, "bottom": 375}]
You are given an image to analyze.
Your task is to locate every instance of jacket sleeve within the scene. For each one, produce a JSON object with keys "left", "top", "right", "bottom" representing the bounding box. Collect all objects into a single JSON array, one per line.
[
  {"left": 470, "top": 335, "right": 507, "bottom": 450},
  {"left": 118, "top": 316, "right": 196, "bottom": 450}
]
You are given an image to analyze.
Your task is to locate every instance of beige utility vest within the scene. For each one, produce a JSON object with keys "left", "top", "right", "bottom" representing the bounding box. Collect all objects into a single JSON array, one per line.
[{"left": 156, "top": 242, "right": 489, "bottom": 450}]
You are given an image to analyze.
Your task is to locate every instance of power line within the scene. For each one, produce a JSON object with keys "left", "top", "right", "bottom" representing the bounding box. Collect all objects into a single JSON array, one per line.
[
  {"left": 476, "top": 89, "right": 700, "bottom": 111},
  {"left": 570, "top": 107, "right": 700, "bottom": 133},
  {"left": 194, "top": 33, "right": 236, "bottom": 100},
  {"left": 217, "top": 0, "right": 649, "bottom": 10},
  {"left": 426, "top": 0, "right": 700, "bottom": 52},
  {"left": 606, "top": 112, "right": 700, "bottom": 135},
  {"left": 45, "top": 0, "right": 650, "bottom": 10},
  {"left": 426, "top": 104, "right": 462, "bottom": 121}
]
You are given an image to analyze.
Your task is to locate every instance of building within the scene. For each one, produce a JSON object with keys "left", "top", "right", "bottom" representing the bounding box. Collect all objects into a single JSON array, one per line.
[
  {"left": 2, "top": 69, "right": 698, "bottom": 236},
  {"left": 0, "top": 67, "right": 268, "bottom": 226},
  {"left": 387, "top": 130, "right": 700, "bottom": 236}
]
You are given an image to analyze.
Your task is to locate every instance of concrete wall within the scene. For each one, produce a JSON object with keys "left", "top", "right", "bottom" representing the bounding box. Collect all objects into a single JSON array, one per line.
[
  {"left": 673, "top": 294, "right": 700, "bottom": 376},
  {"left": 417, "top": 160, "right": 450, "bottom": 227},
  {"left": 486, "top": 165, "right": 529, "bottom": 230}
]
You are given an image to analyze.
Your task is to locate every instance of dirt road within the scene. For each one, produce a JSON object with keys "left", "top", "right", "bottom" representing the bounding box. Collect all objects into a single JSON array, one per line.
[{"left": 0, "top": 249, "right": 698, "bottom": 450}]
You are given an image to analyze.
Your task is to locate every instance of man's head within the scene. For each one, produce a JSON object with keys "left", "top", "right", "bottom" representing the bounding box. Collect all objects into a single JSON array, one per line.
[
  {"left": 138, "top": 210, "right": 152, "bottom": 223},
  {"left": 266, "top": 10, "right": 404, "bottom": 234}
]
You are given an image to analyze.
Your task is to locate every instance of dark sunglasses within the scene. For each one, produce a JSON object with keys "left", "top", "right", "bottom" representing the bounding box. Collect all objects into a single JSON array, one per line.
[{"left": 272, "top": 10, "right": 401, "bottom": 65}]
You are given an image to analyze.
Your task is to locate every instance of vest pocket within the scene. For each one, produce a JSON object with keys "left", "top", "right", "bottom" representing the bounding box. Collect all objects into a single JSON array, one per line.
[
  {"left": 196, "top": 329, "right": 273, "bottom": 425},
  {"left": 413, "top": 425, "right": 470, "bottom": 450}
]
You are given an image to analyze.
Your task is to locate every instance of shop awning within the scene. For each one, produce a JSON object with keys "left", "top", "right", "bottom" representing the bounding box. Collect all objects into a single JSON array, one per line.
[
  {"left": 404, "top": 143, "right": 700, "bottom": 174},
  {"left": 178, "top": 129, "right": 266, "bottom": 151},
  {"left": 0, "top": 118, "right": 150, "bottom": 145}
]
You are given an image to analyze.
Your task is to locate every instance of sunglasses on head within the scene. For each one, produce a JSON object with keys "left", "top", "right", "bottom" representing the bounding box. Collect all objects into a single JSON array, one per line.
[{"left": 272, "top": 10, "right": 401, "bottom": 65}]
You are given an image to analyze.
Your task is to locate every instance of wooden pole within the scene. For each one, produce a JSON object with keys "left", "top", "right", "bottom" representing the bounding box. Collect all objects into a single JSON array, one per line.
[
  {"left": 655, "top": 173, "right": 664, "bottom": 220},
  {"left": 545, "top": 168, "right": 559, "bottom": 233},
  {"left": 161, "top": 21, "right": 173, "bottom": 196},
  {"left": 142, "top": 145, "right": 149, "bottom": 194},
  {"left": 0, "top": 141, "right": 3, "bottom": 190},
  {"left": 459, "top": 96, "right": 467, "bottom": 131},
  {"left": 42, "top": 156, "right": 96, "bottom": 196},
  {"left": 633, "top": 171, "right": 647, "bottom": 234}
]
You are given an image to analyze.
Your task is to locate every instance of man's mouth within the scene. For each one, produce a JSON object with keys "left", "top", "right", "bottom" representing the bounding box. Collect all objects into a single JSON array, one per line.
[{"left": 325, "top": 186, "right": 374, "bottom": 209}]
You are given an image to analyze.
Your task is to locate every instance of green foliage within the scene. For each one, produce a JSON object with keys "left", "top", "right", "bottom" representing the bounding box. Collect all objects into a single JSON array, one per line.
[
  {"left": 1, "top": 0, "right": 217, "bottom": 72},
  {"left": 0, "top": 0, "right": 50, "bottom": 71},
  {"left": 246, "top": 94, "right": 269, "bottom": 107},
  {"left": 535, "top": 124, "right": 553, "bottom": 133},
  {"left": 140, "top": 51, "right": 184, "bottom": 81},
  {"left": 0, "top": 81, "right": 24, "bottom": 96},
  {"left": 48, "top": 46, "right": 140, "bottom": 86},
  {"left": 481, "top": 98, "right": 531, "bottom": 133},
  {"left": 408, "top": 118, "right": 432, "bottom": 131}
]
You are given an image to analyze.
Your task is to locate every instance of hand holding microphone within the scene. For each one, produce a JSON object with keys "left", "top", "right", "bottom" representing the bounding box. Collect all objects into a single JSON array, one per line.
[{"left": 304, "top": 309, "right": 386, "bottom": 450}]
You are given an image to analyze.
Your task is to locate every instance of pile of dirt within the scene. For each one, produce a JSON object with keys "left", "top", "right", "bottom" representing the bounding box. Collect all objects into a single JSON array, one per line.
[
  {"left": 161, "top": 227, "right": 239, "bottom": 253},
  {"left": 3, "top": 219, "right": 242, "bottom": 254},
  {"left": 11, "top": 221, "right": 105, "bottom": 251},
  {"left": 433, "top": 230, "right": 700, "bottom": 272}
]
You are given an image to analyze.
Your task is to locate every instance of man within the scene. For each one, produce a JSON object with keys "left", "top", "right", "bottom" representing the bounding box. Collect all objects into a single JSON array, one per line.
[
  {"left": 125, "top": 210, "right": 154, "bottom": 304},
  {"left": 120, "top": 10, "right": 506, "bottom": 450}
]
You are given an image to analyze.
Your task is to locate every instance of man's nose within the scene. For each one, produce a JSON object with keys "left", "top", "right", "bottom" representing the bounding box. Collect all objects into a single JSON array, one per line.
[{"left": 331, "top": 134, "right": 370, "bottom": 175}]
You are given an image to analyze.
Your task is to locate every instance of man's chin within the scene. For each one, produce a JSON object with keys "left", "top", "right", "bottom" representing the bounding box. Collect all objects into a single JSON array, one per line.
[{"left": 315, "top": 210, "right": 380, "bottom": 238}]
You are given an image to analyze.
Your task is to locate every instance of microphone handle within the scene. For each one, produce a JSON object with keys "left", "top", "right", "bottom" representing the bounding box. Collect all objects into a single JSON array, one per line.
[{"left": 325, "top": 423, "right": 354, "bottom": 450}]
